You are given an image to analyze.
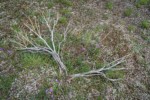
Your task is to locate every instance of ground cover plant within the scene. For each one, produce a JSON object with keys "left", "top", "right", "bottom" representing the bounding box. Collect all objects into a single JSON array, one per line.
[{"left": 0, "top": 0, "right": 150, "bottom": 99}]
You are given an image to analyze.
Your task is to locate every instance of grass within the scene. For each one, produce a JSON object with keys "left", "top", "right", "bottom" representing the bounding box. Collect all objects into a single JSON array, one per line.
[
  {"left": 0, "top": 39, "right": 8, "bottom": 48},
  {"left": 124, "top": 8, "right": 133, "bottom": 17},
  {"left": 128, "top": 25, "right": 136, "bottom": 32},
  {"left": 102, "top": 13, "right": 109, "bottom": 20},
  {"left": 2, "top": 0, "right": 149, "bottom": 99},
  {"left": 131, "top": 40, "right": 143, "bottom": 53},
  {"left": 34, "top": 78, "right": 69, "bottom": 99},
  {"left": 61, "top": 27, "right": 103, "bottom": 74},
  {"left": 140, "top": 20, "right": 150, "bottom": 29},
  {"left": 137, "top": 0, "right": 150, "bottom": 5},
  {"left": 10, "top": 19, "right": 129, "bottom": 99},
  {"left": 82, "top": 31, "right": 93, "bottom": 45},
  {"left": 19, "top": 52, "right": 52, "bottom": 69},
  {"left": 135, "top": 0, "right": 150, "bottom": 8},
  {"left": 60, "top": 8, "right": 72, "bottom": 17},
  {"left": 0, "top": 75, "right": 16, "bottom": 99},
  {"left": 56, "top": 0, "right": 73, "bottom": 7},
  {"left": 47, "top": 2, "right": 54, "bottom": 9},
  {"left": 106, "top": 70, "right": 125, "bottom": 79},
  {"left": 34, "top": 81, "right": 50, "bottom": 100},
  {"left": 75, "top": 57, "right": 91, "bottom": 73},
  {"left": 35, "top": 88, "right": 49, "bottom": 99},
  {"left": 141, "top": 30, "right": 150, "bottom": 43},
  {"left": 105, "top": 1, "right": 114, "bottom": 10},
  {"left": 58, "top": 16, "right": 68, "bottom": 24}
]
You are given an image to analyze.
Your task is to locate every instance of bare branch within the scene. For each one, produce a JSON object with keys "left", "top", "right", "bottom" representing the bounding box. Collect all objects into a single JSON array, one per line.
[
  {"left": 68, "top": 55, "right": 128, "bottom": 81},
  {"left": 58, "top": 21, "right": 70, "bottom": 54},
  {"left": 43, "top": 13, "right": 60, "bottom": 52},
  {"left": 24, "top": 23, "right": 53, "bottom": 52},
  {"left": 19, "top": 47, "right": 52, "bottom": 54}
]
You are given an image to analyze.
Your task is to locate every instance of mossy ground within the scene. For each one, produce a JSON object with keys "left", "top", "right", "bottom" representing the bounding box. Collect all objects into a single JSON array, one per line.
[{"left": 0, "top": 0, "right": 150, "bottom": 99}]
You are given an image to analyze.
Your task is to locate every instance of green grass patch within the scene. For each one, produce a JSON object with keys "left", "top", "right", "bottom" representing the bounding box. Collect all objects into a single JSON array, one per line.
[
  {"left": 56, "top": 0, "right": 73, "bottom": 7},
  {"left": 141, "top": 30, "right": 150, "bottom": 43},
  {"left": 64, "top": 55, "right": 91, "bottom": 74},
  {"left": 47, "top": 2, "right": 54, "bottom": 9},
  {"left": 62, "top": 25, "right": 104, "bottom": 74},
  {"left": 34, "top": 82, "right": 50, "bottom": 100},
  {"left": 75, "top": 58, "right": 91, "bottom": 73},
  {"left": 140, "top": 20, "right": 150, "bottom": 29},
  {"left": 0, "top": 75, "right": 16, "bottom": 99},
  {"left": 82, "top": 32, "right": 93, "bottom": 45},
  {"left": 58, "top": 16, "right": 68, "bottom": 24},
  {"left": 60, "top": 8, "right": 72, "bottom": 17},
  {"left": 19, "top": 52, "right": 52, "bottom": 69},
  {"left": 105, "top": 1, "right": 114, "bottom": 10},
  {"left": 124, "top": 8, "right": 133, "bottom": 17},
  {"left": 135, "top": 0, "right": 150, "bottom": 8},
  {"left": 106, "top": 70, "right": 125, "bottom": 79},
  {"left": 128, "top": 25, "right": 136, "bottom": 32}
]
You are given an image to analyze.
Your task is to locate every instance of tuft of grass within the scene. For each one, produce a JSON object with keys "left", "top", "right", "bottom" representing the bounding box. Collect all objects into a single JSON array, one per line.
[
  {"left": 124, "top": 8, "right": 133, "bottom": 17},
  {"left": 138, "top": 0, "right": 150, "bottom": 5},
  {"left": 58, "top": 16, "right": 68, "bottom": 24},
  {"left": 97, "top": 96, "right": 103, "bottom": 100},
  {"left": 135, "top": 0, "right": 150, "bottom": 8},
  {"left": 128, "top": 25, "right": 136, "bottom": 32},
  {"left": 82, "top": 32, "right": 93, "bottom": 45},
  {"left": 60, "top": 8, "right": 72, "bottom": 17},
  {"left": 64, "top": 54, "right": 91, "bottom": 74},
  {"left": 106, "top": 70, "right": 125, "bottom": 79},
  {"left": 56, "top": 0, "right": 73, "bottom": 7},
  {"left": 19, "top": 52, "right": 51, "bottom": 69},
  {"left": 141, "top": 30, "right": 150, "bottom": 43},
  {"left": 47, "top": 2, "right": 54, "bottom": 9},
  {"left": 105, "top": 1, "right": 114, "bottom": 10},
  {"left": 34, "top": 84, "right": 49, "bottom": 100},
  {"left": 140, "top": 20, "right": 150, "bottom": 29},
  {"left": 0, "top": 39, "right": 9, "bottom": 48},
  {"left": 0, "top": 75, "right": 16, "bottom": 99},
  {"left": 76, "top": 59, "right": 91, "bottom": 73},
  {"left": 131, "top": 40, "right": 143, "bottom": 53}
]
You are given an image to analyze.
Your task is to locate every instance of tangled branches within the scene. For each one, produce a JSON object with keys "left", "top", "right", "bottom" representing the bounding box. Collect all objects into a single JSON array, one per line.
[
  {"left": 12, "top": 11, "right": 129, "bottom": 82},
  {"left": 12, "top": 13, "right": 69, "bottom": 75}
]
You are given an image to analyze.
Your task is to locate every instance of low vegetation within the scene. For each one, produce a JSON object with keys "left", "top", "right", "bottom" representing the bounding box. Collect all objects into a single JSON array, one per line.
[
  {"left": 140, "top": 20, "right": 150, "bottom": 29},
  {"left": 135, "top": 0, "right": 150, "bottom": 8},
  {"left": 0, "top": 0, "right": 150, "bottom": 99},
  {"left": 105, "top": 1, "right": 114, "bottom": 10},
  {"left": 124, "top": 8, "right": 133, "bottom": 17}
]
